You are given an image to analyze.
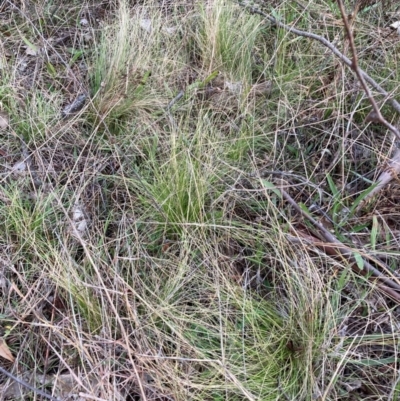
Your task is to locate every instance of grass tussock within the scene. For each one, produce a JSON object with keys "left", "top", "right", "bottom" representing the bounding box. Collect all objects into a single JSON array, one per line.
[{"left": 0, "top": 0, "right": 400, "bottom": 400}]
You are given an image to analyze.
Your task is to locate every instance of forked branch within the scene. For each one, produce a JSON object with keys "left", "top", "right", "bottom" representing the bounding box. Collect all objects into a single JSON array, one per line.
[
  {"left": 239, "top": 1, "right": 400, "bottom": 209},
  {"left": 335, "top": 0, "right": 400, "bottom": 204},
  {"left": 240, "top": 1, "right": 400, "bottom": 300},
  {"left": 278, "top": 183, "right": 400, "bottom": 302},
  {"left": 238, "top": 1, "right": 400, "bottom": 117}
]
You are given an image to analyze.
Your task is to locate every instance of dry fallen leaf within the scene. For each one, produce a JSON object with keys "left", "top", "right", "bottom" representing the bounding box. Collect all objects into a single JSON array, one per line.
[
  {"left": 25, "top": 47, "right": 37, "bottom": 56},
  {"left": 249, "top": 80, "right": 273, "bottom": 97},
  {"left": 11, "top": 160, "right": 27, "bottom": 176},
  {"left": 162, "top": 25, "right": 177, "bottom": 35},
  {"left": 140, "top": 19, "right": 152, "bottom": 33},
  {"left": 72, "top": 204, "right": 85, "bottom": 221},
  {"left": 0, "top": 111, "right": 9, "bottom": 130},
  {"left": 390, "top": 21, "right": 400, "bottom": 29},
  {"left": 390, "top": 21, "right": 400, "bottom": 35},
  {"left": 61, "top": 94, "right": 87, "bottom": 119},
  {"left": 70, "top": 202, "right": 89, "bottom": 238},
  {"left": 225, "top": 80, "right": 243, "bottom": 94},
  {"left": 0, "top": 338, "right": 15, "bottom": 362},
  {"left": 365, "top": 110, "right": 380, "bottom": 123}
]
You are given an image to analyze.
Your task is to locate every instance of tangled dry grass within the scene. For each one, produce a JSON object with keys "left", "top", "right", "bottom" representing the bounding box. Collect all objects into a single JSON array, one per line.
[{"left": 0, "top": 0, "right": 400, "bottom": 400}]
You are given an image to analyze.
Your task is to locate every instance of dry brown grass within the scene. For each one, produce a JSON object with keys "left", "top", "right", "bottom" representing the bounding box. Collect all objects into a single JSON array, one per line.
[{"left": 0, "top": 1, "right": 399, "bottom": 400}]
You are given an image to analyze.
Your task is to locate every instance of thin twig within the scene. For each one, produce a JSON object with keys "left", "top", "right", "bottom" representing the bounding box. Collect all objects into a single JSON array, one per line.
[
  {"left": 277, "top": 182, "right": 400, "bottom": 298},
  {"left": 238, "top": 1, "right": 400, "bottom": 116},
  {"left": 359, "top": 148, "right": 400, "bottom": 202},
  {"left": 291, "top": 230, "right": 400, "bottom": 302},
  {"left": 0, "top": 366, "right": 60, "bottom": 401},
  {"left": 333, "top": 0, "right": 400, "bottom": 205},
  {"left": 335, "top": 0, "right": 400, "bottom": 140},
  {"left": 238, "top": 1, "right": 400, "bottom": 207},
  {"left": 6, "top": 0, "right": 84, "bottom": 92},
  {"left": 167, "top": 90, "right": 185, "bottom": 110}
]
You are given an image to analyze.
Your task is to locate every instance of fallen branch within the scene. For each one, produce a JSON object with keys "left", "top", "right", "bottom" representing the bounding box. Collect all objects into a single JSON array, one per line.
[
  {"left": 292, "top": 229, "right": 400, "bottom": 303},
  {"left": 358, "top": 148, "right": 400, "bottom": 202},
  {"left": 238, "top": 1, "right": 400, "bottom": 116},
  {"left": 336, "top": 0, "right": 400, "bottom": 139},
  {"left": 239, "top": 1, "right": 400, "bottom": 210},
  {"left": 334, "top": 0, "right": 400, "bottom": 205},
  {"left": 0, "top": 366, "right": 60, "bottom": 401},
  {"left": 277, "top": 181, "right": 400, "bottom": 301}
]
